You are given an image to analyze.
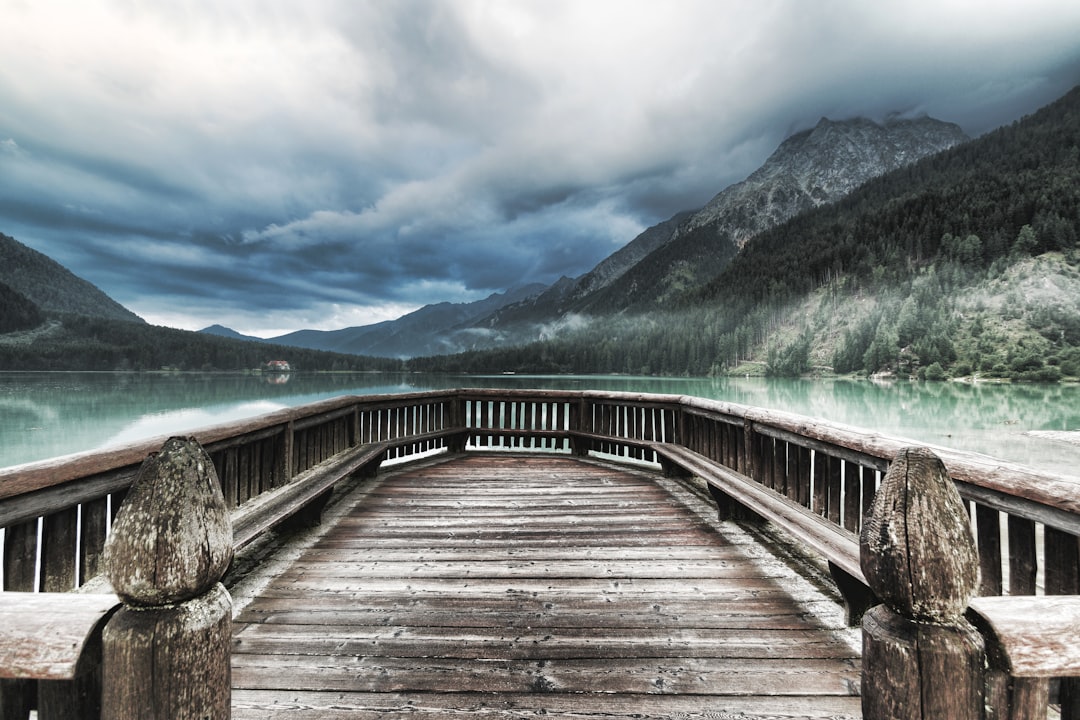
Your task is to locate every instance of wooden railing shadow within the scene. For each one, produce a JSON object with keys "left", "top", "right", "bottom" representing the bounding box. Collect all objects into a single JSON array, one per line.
[{"left": 1, "top": 389, "right": 1078, "bottom": 719}]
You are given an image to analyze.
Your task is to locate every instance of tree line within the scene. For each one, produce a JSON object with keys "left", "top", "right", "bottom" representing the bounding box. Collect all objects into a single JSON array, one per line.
[{"left": 0, "top": 313, "right": 404, "bottom": 373}]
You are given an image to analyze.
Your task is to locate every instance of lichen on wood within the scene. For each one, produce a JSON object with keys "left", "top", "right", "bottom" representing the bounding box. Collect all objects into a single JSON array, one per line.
[
  {"left": 103, "top": 436, "right": 233, "bottom": 606},
  {"left": 860, "top": 445, "right": 978, "bottom": 621}
]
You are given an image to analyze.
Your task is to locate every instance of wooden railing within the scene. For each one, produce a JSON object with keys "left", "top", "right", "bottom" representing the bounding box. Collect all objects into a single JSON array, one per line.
[
  {"left": 7, "top": 388, "right": 1075, "bottom": 599},
  {"left": 1, "top": 388, "right": 1079, "bottom": 719}
]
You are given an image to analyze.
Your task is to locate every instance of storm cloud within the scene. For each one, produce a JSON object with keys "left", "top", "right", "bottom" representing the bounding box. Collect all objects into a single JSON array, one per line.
[{"left": 2, "top": 0, "right": 1079, "bottom": 336}]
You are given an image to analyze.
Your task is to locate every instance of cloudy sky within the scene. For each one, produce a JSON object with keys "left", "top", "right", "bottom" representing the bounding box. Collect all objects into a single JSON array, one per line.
[{"left": 2, "top": 1, "right": 1080, "bottom": 337}]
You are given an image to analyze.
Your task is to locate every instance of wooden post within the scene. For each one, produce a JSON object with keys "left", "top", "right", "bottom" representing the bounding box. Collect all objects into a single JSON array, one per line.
[
  {"left": 101, "top": 437, "right": 234, "bottom": 720},
  {"left": 860, "top": 446, "right": 984, "bottom": 720},
  {"left": 447, "top": 396, "right": 467, "bottom": 454}
]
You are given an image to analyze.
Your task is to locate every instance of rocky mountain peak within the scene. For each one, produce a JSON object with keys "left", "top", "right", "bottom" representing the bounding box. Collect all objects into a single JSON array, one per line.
[{"left": 679, "top": 115, "right": 969, "bottom": 248}]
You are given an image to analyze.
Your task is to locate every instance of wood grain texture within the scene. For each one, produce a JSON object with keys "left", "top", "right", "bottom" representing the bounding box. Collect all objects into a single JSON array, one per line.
[
  {"left": 102, "top": 583, "right": 232, "bottom": 720},
  {"left": 104, "top": 437, "right": 233, "bottom": 606},
  {"left": 968, "top": 595, "right": 1080, "bottom": 677},
  {"left": 232, "top": 454, "right": 861, "bottom": 719},
  {"left": 0, "top": 593, "right": 119, "bottom": 680},
  {"left": 859, "top": 447, "right": 984, "bottom": 720},
  {"left": 860, "top": 446, "right": 978, "bottom": 622}
]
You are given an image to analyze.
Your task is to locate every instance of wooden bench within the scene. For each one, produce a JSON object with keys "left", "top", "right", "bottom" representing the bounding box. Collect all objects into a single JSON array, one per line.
[
  {"left": 231, "top": 441, "right": 389, "bottom": 549},
  {"left": 968, "top": 595, "right": 1080, "bottom": 720},
  {"left": 648, "top": 442, "right": 875, "bottom": 625},
  {"left": 0, "top": 592, "right": 120, "bottom": 720},
  {"left": 569, "top": 430, "right": 875, "bottom": 624}
]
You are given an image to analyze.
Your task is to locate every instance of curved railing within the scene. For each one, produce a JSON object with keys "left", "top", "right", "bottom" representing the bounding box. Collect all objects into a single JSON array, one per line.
[{"left": 2, "top": 388, "right": 1078, "bottom": 600}]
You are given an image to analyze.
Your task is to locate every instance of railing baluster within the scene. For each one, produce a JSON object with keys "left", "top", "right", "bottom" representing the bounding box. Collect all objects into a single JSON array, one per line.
[
  {"left": 843, "top": 460, "right": 861, "bottom": 533},
  {"left": 773, "top": 437, "right": 787, "bottom": 496},
  {"left": 1008, "top": 516, "right": 1038, "bottom": 595},
  {"left": 79, "top": 496, "right": 109, "bottom": 586},
  {"left": 812, "top": 450, "right": 828, "bottom": 517},
  {"left": 826, "top": 455, "right": 842, "bottom": 526},
  {"left": 975, "top": 504, "right": 1004, "bottom": 596},
  {"left": 795, "top": 445, "right": 812, "bottom": 508},
  {"left": 860, "top": 465, "right": 877, "bottom": 526},
  {"left": 1045, "top": 526, "right": 1080, "bottom": 595},
  {"left": 3, "top": 519, "right": 37, "bottom": 591},
  {"left": 40, "top": 507, "right": 78, "bottom": 592}
]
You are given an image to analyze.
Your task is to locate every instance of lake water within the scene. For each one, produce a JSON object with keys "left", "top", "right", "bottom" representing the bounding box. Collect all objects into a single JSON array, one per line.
[{"left": 2, "top": 371, "right": 1080, "bottom": 478}]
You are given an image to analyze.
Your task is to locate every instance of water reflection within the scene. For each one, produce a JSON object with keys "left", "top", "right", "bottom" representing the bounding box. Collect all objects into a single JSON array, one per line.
[{"left": 2, "top": 372, "right": 1079, "bottom": 478}]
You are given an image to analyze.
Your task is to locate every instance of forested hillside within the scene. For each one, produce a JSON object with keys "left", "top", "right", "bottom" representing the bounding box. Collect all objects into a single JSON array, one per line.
[
  {"left": 0, "top": 282, "right": 43, "bottom": 334},
  {"left": 410, "top": 85, "right": 1080, "bottom": 381},
  {"left": 0, "top": 313, "right": 404, "bottom": 372},
  {"left": 0, "top": 233, "right": 144, "bottom": 322}
]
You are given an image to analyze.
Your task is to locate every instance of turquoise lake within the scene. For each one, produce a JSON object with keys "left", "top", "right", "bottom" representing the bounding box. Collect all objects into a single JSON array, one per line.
[{"left": 2, "top": 371, "right": 1079, "bottom": 479}]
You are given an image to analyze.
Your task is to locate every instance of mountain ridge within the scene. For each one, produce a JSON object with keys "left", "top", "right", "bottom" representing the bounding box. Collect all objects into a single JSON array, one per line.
[
  {"left": 406, "top": 84, "right": 1080, "bottom": 380},
  {"left": 0, "top": 233, "right": 144, "bottom": 323},
  {"left": 468, "top": 114, "right": 968, "bottom": 331},
  {"left": 202, "top": 284, "right": 548, "bottom": 358}
]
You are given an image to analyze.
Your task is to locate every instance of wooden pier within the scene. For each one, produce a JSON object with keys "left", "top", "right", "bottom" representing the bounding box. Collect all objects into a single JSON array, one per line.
[
  {"left": 2, "top": 388, "right": 1079, "bottom": 719},
  {"left": 230, "top": 453, "right": 861, "bottom": 718}
]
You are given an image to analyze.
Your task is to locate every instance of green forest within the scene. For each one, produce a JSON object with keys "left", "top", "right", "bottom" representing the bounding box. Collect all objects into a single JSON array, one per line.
[{"left": 0, "top": 312, "right": 404, "bottom": 373}]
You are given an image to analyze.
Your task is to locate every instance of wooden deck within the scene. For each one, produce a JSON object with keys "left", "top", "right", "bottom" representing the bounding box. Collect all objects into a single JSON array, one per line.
[{"left": 230, "top": 453, "right": 862, "bottom": 719}]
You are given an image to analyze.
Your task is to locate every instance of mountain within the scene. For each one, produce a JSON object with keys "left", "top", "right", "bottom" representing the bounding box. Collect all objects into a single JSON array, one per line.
[
  {"left": 481, "top": 212, "right": 696, "bottom": 331},
  {"left": 573, "top": 115, "right": 969, "bottom": 314},
  {"left": 200, "top": 324, "right": 263, "bottom": 342},
  {"left": 0, "top": 232, "right": 143, "bottom": 323},
  {"left": 410, "top": 84, "right": 1080, "bottom": 380},
  {"left": 207, "top": 284, "right": 548, "bottom": 359},
  {"left": 471, "top": 115, "right": 968, "bottom": 335},
  {"left": 679, "top": 115, "right": 971, "bottom": 247}
]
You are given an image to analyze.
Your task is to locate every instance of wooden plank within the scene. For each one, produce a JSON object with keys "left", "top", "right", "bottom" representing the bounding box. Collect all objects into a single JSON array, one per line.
[
  {"left": 232, "top": 654, "right": 859, "bottom": 694},
  {"left": 237, "top": 599, "right": 827, "bottom": 630},
  {"left": 261, "top": 559, "right": 792, "bottom": 581},
  {"left": 234, "top": 626, "right": 858, "bottom": 662},
  {"left": 968, "top": 596, "right": 1080, "bottom": 677},
  {"left": 2, "top": 519, "right": 38, "bottom": 592},
  {"left": 78, "top": 496, "right": 109, "bottom": 586},
  {"left": 39, "top": 506, "right": 78, "bottom": 592},
  {"left": 230, "top": 454, "right": 861, "bottom": 717},
  {"left": 976, "top": 503, "right": 1004, "bottom": 596},
  {"left": 232, "top": 689, "right": 863, "bottom": 720},
  {"left": 0, "top": 593, "right": 119, "bottom": 680}
]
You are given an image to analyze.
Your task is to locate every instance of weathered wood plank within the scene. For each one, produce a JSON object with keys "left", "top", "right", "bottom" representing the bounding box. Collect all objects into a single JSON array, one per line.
[
  {"left": 968, "top": 595, "right": 1080, "bottom": 677},
  {"left": 0, "top": 593, "right": 119, "bottom": 680},
  {"left": 232, "top": 654, "right": 859, "bottom": 694},
  {"left": 236, "top": 599, "right": 827, "bottom": 630},
  {"left": 268, "top": 559, "right": 779, "bottom": 579},
  {"left": 233, "top": 627, "right": 858, "bottom": 661},
  {"left": 230, "top": 454, "right": 861, "bottom": 717},
  {"left": 232, "top": 689, "right": 863, "bottom": 719}
]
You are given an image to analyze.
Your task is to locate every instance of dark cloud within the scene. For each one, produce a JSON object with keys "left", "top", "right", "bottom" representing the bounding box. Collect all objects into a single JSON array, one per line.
[{"left": 1, "top": 1, "right": 1079, "bottom": 335}]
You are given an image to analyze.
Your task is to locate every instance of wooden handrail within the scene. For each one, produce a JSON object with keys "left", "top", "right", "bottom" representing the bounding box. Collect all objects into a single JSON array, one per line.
[
  {"left": 1, "top": 388, "right": 1079, "bottom": 719},
  {"left": 3, "top": 389, "right": 1079, "bottom": 593}
]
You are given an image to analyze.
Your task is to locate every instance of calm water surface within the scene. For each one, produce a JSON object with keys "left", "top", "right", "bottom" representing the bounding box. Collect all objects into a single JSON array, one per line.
[{"left": 2, "top": 371, "right": 1080, "bottom": 478}]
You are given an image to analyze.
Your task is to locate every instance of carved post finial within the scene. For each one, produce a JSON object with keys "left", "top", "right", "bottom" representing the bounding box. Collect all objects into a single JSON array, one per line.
[
  {"left": 859, "top": 446, "right": 984, "bottom": 720},
  {"left": 102, "top": 437, "right": 233, "bottom": 719},
  {"left": 104, "top": 436, "right": 233, "bottom": 605},
  {"left": 860, "top": 445, "right": 979, "bottom": 620}
]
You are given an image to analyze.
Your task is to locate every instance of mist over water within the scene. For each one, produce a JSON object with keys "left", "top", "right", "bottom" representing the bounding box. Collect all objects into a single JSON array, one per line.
[{"left": 2, "top": 372, "right": 1079, "bottom": 479}]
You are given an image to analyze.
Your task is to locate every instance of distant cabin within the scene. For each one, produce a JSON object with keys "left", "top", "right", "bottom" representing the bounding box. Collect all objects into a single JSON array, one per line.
[{"left": 265, "top": 360, "right": 291, "bottom": 372}]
